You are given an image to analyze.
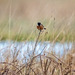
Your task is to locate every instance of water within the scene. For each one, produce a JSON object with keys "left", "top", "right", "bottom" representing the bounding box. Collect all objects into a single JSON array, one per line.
[{"left": 0, "top": 41, "right": 73, "bottom": 61}]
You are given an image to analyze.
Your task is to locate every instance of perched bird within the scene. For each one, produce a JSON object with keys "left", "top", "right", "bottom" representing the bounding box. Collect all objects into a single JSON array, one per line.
[{"left": 37, "top": 22, "right": 46, "bottom": 31}]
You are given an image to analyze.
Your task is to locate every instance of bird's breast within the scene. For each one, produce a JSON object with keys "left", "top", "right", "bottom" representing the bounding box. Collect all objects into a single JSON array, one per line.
[{"left": 37, "top": 25, "right": 43, "bottom": 30}]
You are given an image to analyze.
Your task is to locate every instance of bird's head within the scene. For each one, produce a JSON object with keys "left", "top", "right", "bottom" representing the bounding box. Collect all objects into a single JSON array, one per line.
[{"left": 37, "top": 22, "right": 41, "bottom": 26}]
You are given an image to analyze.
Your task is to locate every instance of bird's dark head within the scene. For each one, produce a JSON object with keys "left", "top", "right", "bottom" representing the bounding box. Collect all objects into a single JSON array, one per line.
[{"left": 37, "top": 22, "right": 41, "bottom": 26}]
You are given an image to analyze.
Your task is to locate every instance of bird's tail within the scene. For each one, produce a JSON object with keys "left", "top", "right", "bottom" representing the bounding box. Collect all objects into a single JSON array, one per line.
[{"left": 44, "top": 28, "right": 46, "bottom": 30}]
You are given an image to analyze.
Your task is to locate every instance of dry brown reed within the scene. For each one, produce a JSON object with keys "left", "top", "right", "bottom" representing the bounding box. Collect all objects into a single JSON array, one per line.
[{"left": 0, "top": 39, "right": 75, "bottom": 75}]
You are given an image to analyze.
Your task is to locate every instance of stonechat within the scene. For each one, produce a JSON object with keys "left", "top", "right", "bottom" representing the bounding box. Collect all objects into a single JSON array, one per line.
[{"left": 37, "top": 22, "right": 46, "bottom": 31}]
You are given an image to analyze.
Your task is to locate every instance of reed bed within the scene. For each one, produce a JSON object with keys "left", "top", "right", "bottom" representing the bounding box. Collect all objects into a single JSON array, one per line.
[{"left": 0, "top": 47, "right": 75, "bottom": 75}]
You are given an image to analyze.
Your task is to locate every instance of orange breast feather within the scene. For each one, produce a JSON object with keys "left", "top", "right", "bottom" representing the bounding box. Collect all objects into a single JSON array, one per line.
[{"left": 37, "top": 25, "right": 43, "bottom": 30}]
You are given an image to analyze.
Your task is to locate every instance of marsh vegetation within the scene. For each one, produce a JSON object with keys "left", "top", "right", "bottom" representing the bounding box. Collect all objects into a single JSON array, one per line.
[{"left": 0, "top": 0, "right": 75, "bottom": 75}]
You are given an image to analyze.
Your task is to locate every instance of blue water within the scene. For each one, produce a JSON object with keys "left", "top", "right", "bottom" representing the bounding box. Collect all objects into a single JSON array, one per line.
[{"left": 0, "top": 41, "right": 73, "bottom": 61}]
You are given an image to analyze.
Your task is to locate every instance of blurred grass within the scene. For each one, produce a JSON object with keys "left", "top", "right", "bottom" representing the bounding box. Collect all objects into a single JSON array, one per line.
[
  {"left": 0, "top": 23, "right": 74, "bottom": 42},
  {"left": 0, "top": 19, "right": 75, "bottom": 41},
  {"left": 0, "top": 0, "right": 75, "bottom": 42}
]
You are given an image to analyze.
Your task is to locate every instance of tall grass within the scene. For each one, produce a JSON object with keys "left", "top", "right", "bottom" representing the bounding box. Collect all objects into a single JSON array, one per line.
[
  {"left": 0, "top": 0, "right": 75, "bottom": 75},
  {"left": 0, "top": 18, "right": 75, "bottom": 41},
  {"left": 0, "top": 0, "right": 75, "bottom": 41}
]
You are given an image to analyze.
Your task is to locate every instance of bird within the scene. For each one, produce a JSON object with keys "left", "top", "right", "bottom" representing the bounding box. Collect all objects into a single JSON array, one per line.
[{"left": 37, "top": 22, "right": 46, "bottom": 31}]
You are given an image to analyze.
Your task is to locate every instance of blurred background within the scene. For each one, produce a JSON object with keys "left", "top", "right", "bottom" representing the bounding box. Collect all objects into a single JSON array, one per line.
[{"left": 0, "top": 0, "right": 75, "bottom": 41}]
